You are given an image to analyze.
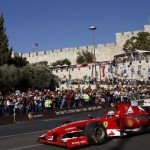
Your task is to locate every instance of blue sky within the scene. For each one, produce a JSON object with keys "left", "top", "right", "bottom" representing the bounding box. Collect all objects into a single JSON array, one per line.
[{"left": 0, "top": 0, "right": 150, "bottom": 53}]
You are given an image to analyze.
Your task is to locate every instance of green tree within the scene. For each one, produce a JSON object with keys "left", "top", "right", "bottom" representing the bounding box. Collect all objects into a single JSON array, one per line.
[
  {"left": 31, "top": 63, "right": 58, "bottom": 90},
  {"left": 0, "top": 65, "right": 19, "bottom": 93},
  {"left": 76, "top": 54, "right": 84, "bottom": 64},
  {"left": 123, "top": 32, "right": 150, "bottom": 52},
  {"left": 52, "top": 58, "right": 71, "bottom": 66},
  {"left": 8, "top": 55, "right": 29, "bottom": 67},
  {"left": 62, "top": 58, "right": 71, "bottom": 66},
  {"left": 19, "top": 64, "right": 32, "bottom": 91},
  {"left": 32, "top": 61, "right": 48, "bottom": 66},
  {"left": 76, "top": 50, "right": 94, "bottom": 64},
  {"left": 0, "top": 14, "right": 12, "bottom": 66}
]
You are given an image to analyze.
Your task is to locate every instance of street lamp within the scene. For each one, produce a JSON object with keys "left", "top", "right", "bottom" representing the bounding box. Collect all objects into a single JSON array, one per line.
[{"left": 89, "top": 26, "right": 97, "bottom": 83}]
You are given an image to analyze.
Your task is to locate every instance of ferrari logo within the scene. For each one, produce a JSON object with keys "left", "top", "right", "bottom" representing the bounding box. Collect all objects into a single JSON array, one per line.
[{"left": 103, "top": 121, "right": 108, "bottom": 127}]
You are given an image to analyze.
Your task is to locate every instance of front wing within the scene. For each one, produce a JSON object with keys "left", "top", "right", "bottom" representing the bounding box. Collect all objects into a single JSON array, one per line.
[{"left": 38, "top": 136, "right": 89, "bottom": 148}]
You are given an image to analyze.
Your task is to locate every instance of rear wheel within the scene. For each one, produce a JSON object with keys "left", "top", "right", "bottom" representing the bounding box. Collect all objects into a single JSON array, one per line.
[{"left": 84, "top": 122, "right": 107, "bottom": 145}]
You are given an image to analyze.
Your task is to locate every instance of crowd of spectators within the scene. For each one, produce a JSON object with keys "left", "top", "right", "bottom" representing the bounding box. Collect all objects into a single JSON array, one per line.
[
  {"left": 69, "top": 76, "right": 150, "bottom": 86},
  {"left": 0, "top": 81, "right": 150, "bottom": 117}
]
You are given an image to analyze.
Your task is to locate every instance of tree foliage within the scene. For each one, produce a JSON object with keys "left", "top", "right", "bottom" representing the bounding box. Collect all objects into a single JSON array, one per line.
[
  {"left": 31, "top": 64, "right": 52, "bottom": 90},
  {"left": 19, "top": 64, "right": 33, "bottom": 91},
  {"left": 123, "top": 32, "right": 150, "bottom": 52},
  {"left": 20, "top": 63, "right": 58, "bottom": 91},
  {"left": 0, "top": 14, "right": 59, "bottom": 93},
  {"left": 32, "top": 61, "right": 48, "bottom": 66},
  {"left": 8, "top": 55, "right": 29, "bottom": 67},
  {"left": 76, "top": 50, "right": 94, "bottom": 64},
  {"left": 0, "top": 14, "right": 12, "bottom": 66},
  {"left": 0, "top": 65, "right": 20, "bottom": 92},
  {"left": 52, "top": 58, "right": 71, "bottom": 66},
  {"left": 0, "top": 63, "right": 59, "bottom": 93}
]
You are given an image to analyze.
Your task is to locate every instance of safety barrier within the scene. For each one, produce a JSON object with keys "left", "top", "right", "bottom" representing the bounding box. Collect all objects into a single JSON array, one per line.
[
  {"left": 3, "top": 99, "right": 149, "bottom": 126},
  {"left": 0, "top": 103, "right": 113, "bottom": 125}
]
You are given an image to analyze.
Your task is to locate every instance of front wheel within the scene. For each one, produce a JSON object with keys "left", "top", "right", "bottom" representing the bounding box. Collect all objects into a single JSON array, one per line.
[{"left": 84, "top": 122, "right": 107, "bottom": 145}]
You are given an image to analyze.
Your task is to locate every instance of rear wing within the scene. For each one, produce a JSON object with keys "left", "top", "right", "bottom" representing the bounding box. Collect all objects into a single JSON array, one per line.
[
  {"left": 131, "top": 99, "right": 150, "bottom": 107},
  {"left": 116, "top": 103, "right": 147, "bottom": 115}
]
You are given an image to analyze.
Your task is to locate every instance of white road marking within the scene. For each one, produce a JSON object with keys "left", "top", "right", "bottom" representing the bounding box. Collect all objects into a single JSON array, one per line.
[
  {"left": 7, "top": 144, "right": 42, "bottom": 150},
  {"left": 0, "top": 130, "right": 47, "bottom": 139}
]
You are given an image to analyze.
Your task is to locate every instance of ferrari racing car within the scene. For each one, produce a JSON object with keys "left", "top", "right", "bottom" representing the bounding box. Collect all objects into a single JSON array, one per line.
[{"left": 38, "top": 103, "right": 150, "bottom": 148}]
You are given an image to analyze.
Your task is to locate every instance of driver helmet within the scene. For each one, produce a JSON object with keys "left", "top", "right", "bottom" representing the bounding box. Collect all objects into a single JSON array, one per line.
[{"left": 107, "top": 110, "right": 115, "bottom": 118}]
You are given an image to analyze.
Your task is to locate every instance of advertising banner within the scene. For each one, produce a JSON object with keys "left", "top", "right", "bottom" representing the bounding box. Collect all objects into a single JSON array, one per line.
[
  {"left": 148, "top": 66, "right": 150, "bottom": 77},
  {"left": 123, "top": 66, "right": 127, "bottom": 77},
  {"left": 102, "top": 65, "right": 105, "bottom": 77},
  {"left": 131, "top": 66, "right": 135, "bottom": 77},
  {"left": 138, "top": 65, "right": 142, "bottom": 76},
  {"left": 108, "top": 65, "right": 111, "bottom": 76}
]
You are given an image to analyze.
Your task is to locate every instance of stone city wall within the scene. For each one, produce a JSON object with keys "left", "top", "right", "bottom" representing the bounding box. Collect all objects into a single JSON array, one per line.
[
  {"left": 11, "top": 25, "right": 150, "bottom": 80},
  {"left": 52, "top": 59, "right": 150, "bottom": 80}
]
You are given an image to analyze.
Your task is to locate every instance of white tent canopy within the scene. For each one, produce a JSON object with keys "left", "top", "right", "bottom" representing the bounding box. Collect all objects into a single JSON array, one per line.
[{"left": 135, "top": 50, "right": 149, "bottom": 53}]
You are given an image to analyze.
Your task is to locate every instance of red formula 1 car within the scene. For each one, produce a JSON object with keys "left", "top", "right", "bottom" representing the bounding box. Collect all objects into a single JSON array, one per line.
[{"left": 38, "top": 103, "right": 150, "bottom": 149}]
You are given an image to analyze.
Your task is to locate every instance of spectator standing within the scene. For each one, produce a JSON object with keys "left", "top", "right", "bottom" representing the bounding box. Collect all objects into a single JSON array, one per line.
[
  {"left": 6, "top": 98, "right": 14, "bottom": 115},
  {"left": 45, "top": 96, "right": 52, "bottom": 111},
  {"left": 82, "top": 92, "right": 89, "bottom": 106},
  {"left": 55, "top": 92, "right": 62, "bottom": 110}
]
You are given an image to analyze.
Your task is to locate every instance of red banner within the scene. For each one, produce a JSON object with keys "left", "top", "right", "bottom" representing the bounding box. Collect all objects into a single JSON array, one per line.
[{"left": 102, "top": 66, "right": 105, "bottom": 77}]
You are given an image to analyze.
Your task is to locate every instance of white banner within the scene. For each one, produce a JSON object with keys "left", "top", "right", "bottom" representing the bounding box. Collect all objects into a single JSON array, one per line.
[
  {"left": 148, "top": 66, "right": 150, "bottom": 77},
  {"left": 131, "top": 66, "right": 135, "bottom": 77},
  {"left": 123, "top": 66, "right": 127, "bottom": 77}
]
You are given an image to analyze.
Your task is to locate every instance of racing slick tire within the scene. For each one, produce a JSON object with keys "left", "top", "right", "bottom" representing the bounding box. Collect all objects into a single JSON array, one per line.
[{"left": 84, "top": 122, "right": 107, "bottom": 145}]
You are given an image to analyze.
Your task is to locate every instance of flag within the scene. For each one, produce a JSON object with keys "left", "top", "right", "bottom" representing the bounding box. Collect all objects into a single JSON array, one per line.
[
  {"left": 148, "top": 66, "right": 150, "bottom": 77},
  {"left": 108, "top": 65, "right": 111, "bottom": 76},
  {"left": 32, "top": 43, "right": 39, "bottom": 48},
  {"left": 138, "top": 65, "right": 142, "bottom": 76},
  {"left": 131, "top": 66, "right": 135, "bottom": 77},
  {"left": 115, "top": 65, "right": 118, "bottom": 75},
  {"left": 102, "top": 65, "right": 105, "bottom": 77},
  {"left": 123, "top": 66, "right": 127, "bottom": 77}
]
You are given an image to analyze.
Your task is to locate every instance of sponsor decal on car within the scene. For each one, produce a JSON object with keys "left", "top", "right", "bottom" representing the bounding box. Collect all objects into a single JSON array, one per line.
[
  {"left": 127, "top": 118, "right": 134, "bottom": 127},
  {"left": 107, "top": 129, "right": 121, "bottom": 136},
  {"left": 80, "top": 140, "right": 87, "bottom": 144},
  {"left": 65, "top": 127, "right": 76, "bottom": 131},
  {"left": 72, "top": 141, "right": 80, "bottom": 145}
]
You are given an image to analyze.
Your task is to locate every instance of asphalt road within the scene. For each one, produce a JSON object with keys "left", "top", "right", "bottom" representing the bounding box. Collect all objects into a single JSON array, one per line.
[{"left": 0, "top": 109, "right": 150, "bottom": 150}]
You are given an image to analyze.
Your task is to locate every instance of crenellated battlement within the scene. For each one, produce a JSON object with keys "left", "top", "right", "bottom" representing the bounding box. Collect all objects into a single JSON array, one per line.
[
  {"left": 13, "top": 25, "right": 150, "bottom": 65},
  {"left": 116, "top": 30, "right": 143, "bottom": 45},
  {"left": 115, "top": 25, "right": 150, "bottom": 46}
]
